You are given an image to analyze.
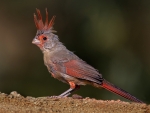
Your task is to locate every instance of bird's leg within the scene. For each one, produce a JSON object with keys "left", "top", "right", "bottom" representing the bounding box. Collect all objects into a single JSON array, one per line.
[
  {"left": 59, "top": 82, "right": 80, "bottom": 97},
  {"left": 49, "top": 82, "right": 80, "bottom": 98}
]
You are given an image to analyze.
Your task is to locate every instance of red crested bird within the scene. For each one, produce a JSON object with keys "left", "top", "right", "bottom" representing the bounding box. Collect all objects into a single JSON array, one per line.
[{"left": 32, "top": 9, "right": 144, "bottom": 103}]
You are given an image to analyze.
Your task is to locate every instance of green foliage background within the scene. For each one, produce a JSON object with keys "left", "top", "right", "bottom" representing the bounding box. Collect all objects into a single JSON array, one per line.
[{"left": 0, "top": 0, "right": 149, "bottom": 103}]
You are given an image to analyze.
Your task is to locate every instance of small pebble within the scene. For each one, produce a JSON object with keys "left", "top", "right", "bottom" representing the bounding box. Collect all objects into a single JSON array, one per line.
[{"left": 72, "top": 94, "right": 83, "bottom": 99}]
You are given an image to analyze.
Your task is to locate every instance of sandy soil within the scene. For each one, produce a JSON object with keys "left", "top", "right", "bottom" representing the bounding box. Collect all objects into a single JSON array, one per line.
[{"left": 0, "top": 91, "right": 149, "bottom": 113}]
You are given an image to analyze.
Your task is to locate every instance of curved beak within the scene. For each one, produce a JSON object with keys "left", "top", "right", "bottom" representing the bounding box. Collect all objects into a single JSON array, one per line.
[{"left": 32, "top": 38, "right": 40, "bottom": 45}]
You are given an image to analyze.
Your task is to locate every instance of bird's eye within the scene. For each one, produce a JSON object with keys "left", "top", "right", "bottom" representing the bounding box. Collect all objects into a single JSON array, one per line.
[{"left": 43, "top": 37, "right": 47, "bottom": 40}]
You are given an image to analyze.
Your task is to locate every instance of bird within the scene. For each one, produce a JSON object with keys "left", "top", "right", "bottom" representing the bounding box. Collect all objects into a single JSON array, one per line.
[{"left": 32, "top": 9, "right": 144, "bottom": 103}]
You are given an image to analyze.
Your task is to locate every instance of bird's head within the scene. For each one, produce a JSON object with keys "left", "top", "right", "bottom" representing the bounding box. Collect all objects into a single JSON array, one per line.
[{"left": 32, "top": 9, "right": 58, "bottom": 51}]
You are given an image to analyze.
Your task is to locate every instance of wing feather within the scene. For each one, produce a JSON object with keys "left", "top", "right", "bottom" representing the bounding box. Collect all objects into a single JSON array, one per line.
[{"left": 53, "top": 59, "right": 103, "bottom": 84}]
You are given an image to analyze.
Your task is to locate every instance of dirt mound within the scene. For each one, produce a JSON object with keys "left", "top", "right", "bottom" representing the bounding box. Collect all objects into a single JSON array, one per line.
[{"left": 0, "top": 91, "right": 148, "bottom": 113}]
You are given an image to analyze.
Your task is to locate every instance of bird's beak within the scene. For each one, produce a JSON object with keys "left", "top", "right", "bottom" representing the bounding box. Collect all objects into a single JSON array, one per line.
[{"left": 32, "top": 38, "right": 40, "bottom": 45}]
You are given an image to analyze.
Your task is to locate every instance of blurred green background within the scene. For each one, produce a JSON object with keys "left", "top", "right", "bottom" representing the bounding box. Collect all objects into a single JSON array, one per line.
[{"left": 0, "top": 0, "right": 149, "bottom": 103}]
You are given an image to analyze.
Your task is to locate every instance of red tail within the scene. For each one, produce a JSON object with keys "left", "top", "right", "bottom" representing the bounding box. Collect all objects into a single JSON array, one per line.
[{"left": 101, "top": 79, "right": 144, "bottom": 103}]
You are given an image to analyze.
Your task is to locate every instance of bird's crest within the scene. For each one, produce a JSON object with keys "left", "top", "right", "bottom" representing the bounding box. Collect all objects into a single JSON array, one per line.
[{"left": 34, "top": 9, "right": 56, "bottom": 31}]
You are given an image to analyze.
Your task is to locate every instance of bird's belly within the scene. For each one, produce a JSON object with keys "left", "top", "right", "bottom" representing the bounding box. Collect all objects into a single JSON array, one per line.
[{"left": 50, "top": 71, "right": 68, "bottom": 84}]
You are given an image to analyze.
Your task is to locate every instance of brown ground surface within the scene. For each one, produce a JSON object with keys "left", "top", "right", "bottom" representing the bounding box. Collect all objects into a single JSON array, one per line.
[{"left": 0, "top": 91, "right": 149, "bottom": 113}]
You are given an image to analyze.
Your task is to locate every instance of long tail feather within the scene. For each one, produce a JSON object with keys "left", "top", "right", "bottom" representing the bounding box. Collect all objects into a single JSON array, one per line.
[{"left": 101, "top": 79, "right": 144, "bottom": 103}]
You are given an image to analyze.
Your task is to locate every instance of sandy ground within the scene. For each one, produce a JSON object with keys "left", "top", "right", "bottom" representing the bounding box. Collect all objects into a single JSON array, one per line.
[{"left": 0, "top": 91, "right": 149, "bottom": 113}]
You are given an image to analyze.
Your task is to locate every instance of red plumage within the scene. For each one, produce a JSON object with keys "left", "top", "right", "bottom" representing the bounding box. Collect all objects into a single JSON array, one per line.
[
  {"left": 34, "top": 8, "right": 55, "bottom": 30},
  {"left": 101, "top": 80, "right": 143, "bottom": 103}
]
